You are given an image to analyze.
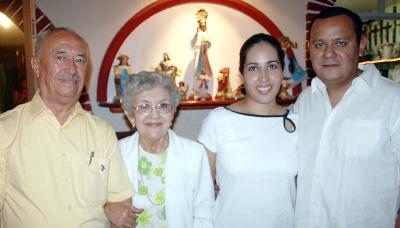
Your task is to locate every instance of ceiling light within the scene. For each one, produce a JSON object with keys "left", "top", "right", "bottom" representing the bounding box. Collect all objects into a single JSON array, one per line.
[{"left": 0, "top": 12, "right": 12, "bottom": 29}]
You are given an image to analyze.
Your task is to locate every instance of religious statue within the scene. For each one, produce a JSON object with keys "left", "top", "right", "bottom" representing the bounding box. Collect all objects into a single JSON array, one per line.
[
  {"left": 215, "top": 67, "right": 230, "bottom": 98},
  {"left": 194, "top": 70, "right": 212, "bottom": 100},
  {"left": 278, "top": 36, "right": 297, "bottom": 49},
  {"left": 178, "top": 81, "right": 188, "bottom": 100},
  {"left": 155, "top": 52, "right": 181, "bottom": 82},
  {"left": 226, "top": 73, "right": 245, "bottom": 100},
  {"left": 278, "top": 36, "right": 306, "bottom": 98},
  {"left": 191, "top": 8, "right": 213, "bottom": 100},
  {"left": 113, "top": 54, "right": 134, "bottom": 98},
  {"left": 278, "top": 78, "right": 290, "bottom": 99}
]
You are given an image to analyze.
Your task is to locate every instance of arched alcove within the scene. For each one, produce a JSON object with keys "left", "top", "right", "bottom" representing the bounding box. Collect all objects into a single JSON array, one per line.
[{"left": 97, "top": 0, "right": 297, "bottom": 102}]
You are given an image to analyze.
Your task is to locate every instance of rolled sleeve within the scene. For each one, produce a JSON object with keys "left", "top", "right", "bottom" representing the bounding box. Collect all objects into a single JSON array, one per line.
[{"left": 105, "top": 126, "right": 133, "bottom": 203}]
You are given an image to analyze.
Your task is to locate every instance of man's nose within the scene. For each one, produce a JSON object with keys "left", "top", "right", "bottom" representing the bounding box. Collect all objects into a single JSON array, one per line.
[
  {"left": 65, "top": 59, "right": 78, "bottom": 74},
  {"left": 323, "top": 44, "right": 336, "bottom": 58}
]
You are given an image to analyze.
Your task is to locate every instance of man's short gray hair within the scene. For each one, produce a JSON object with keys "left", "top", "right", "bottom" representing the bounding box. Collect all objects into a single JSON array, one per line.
[
  {"left": 121, "top": 71, "right": 180, "bottom": 117},
  {"left": 34, "top": 27, "right": 89, "bottom": 57}
]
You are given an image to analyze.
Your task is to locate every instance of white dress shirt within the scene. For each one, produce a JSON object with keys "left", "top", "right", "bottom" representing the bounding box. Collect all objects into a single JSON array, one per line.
[{"left": 294, "top": 64, "right": 400, "bottom": 228}]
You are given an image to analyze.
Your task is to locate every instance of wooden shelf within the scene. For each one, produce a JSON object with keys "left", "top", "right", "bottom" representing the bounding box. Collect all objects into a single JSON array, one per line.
[
  {"left": 178, "top": 99, "right": 240, "bottom": 110},
  {"left": 359, "top": 57, "right": 400, "bottom": 65},
  {"left": 99, "top": 96, "right": 296, "bottom": 113}
]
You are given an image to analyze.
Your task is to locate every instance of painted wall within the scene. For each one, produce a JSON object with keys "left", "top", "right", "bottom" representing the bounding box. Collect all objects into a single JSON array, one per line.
[{"left": 36, "top": 0, "right": 307, "bottom": 140}]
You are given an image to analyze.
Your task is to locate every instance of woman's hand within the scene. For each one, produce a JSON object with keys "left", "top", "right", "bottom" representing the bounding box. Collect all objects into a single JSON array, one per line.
[{"left": 104, "top": 198, "right": 144, "bottom": 228}]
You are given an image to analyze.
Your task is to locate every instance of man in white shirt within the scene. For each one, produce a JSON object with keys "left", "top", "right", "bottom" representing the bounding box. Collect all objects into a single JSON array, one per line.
[{"left": 294, "top": 7, "right": 400, "bottom": 228}]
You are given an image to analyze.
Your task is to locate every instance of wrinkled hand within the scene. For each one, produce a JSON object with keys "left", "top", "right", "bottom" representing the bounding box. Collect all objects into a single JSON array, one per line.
[{"left": 104, "top": 199, "right": 143, "bottom": 228}]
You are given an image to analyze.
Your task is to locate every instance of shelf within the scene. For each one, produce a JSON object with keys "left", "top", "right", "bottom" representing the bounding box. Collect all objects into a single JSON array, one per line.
[
  {"left": 178, "top": 99, "right": 240, "bottom": 110},
  {"left": 99, "top": 96, "right": 297, "bottom": 113},
  {"left": 359, "top": 57, "right": 400, "bottom": 65}
]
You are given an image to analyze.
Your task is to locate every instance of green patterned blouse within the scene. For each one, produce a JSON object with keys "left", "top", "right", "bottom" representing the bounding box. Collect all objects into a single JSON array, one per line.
[{"left": 137, "top": 146, "right": 168, "bottom": 228}]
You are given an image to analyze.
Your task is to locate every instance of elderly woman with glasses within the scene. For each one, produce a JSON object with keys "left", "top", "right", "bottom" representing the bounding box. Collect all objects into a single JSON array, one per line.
[{"left": 119, "top": 71, "right": 214, "bottom": 228}]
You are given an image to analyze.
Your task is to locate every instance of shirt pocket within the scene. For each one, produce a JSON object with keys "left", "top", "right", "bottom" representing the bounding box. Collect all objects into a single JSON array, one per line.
[
  {"left": 338, "top": 119, "right": 385, "bottom": 158},
  {"left": 82, "top": 157, "right": 110, "bottom": 206}
]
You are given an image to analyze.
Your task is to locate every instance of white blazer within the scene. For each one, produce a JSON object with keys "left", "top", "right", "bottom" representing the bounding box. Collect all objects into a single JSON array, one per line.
[{"left": 119, "top": 129, "right": 214, "bottom": 228}]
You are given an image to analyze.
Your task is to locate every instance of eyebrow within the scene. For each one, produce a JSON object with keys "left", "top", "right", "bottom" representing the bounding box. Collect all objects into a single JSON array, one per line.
[
  {"left": 245, "top": 60, "right": 280, "bottom": 66},
  {"left": 76, "top": 54, "right": 87, "bottom": 59},
  {"left": 311, "top": 37, "right": 351, "bottom": 42},
  {"left": 310, "top": 38, "right": 325, "bottom": 43}
]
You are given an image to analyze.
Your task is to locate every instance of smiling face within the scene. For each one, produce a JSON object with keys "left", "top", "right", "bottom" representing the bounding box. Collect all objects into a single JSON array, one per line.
[
  {"left": 32, "top": 30, "right": 88, "bottom": 106},
  {"left": 242, "top": 41, "right": 283, "bottom": 106},
  {"left": 309, "top": 15, "right": 366, "bottom": 89},
  {"left": 127, "top": 86, "right": 174, "bottom": 144}
]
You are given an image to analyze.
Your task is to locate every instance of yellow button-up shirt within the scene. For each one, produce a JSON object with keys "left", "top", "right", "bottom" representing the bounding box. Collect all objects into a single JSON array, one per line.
[{"left": 0, "top": 92, "right": 133, "bottom": 228}]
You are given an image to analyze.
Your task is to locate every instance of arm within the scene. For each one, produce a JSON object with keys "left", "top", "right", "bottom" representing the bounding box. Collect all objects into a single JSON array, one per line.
[
  {"left": 205, "top": 149, "right": 219, "bottom": 197},
  {"left": 197, "top": 109, "right": 218, "bottom": 199},
  {"left": 393, "top": 100, "right": 400, "bottom": 228},
  {"left": 193, "top": 146, "right": 215, "bottom": 228},
  {"left": 395, "top": 119, "right": 400, "bottom": 228},
  {"left": 191, "top": 28, "right": 202, "bottom": 48},
  {"left": 104, "top": 197, "right": 143, "bottom": 228},
  {"left": 206, "top": 149, "right": 216, "bottom": 180},
  {"left": 104, "top": 126, "right": 142, "bottom": 227}
]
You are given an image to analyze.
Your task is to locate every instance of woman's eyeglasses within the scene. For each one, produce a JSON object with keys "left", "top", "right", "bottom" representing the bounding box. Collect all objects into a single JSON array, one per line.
[{"left": 132, "top": 102, "right": 172, "bottom": 115}]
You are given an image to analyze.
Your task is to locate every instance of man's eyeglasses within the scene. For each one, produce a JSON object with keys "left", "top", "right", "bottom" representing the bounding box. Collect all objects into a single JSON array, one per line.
[{"left": 132, "top": 102, "right": 172, "bottom": 115}]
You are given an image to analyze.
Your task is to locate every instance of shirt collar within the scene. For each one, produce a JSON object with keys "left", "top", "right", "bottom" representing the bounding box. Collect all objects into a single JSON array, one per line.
[
  {"left": 355, "top": 63, "right": 379, "bottom": 91},
  {"left": 28, "top": 90, "right": 86, "bottom": 120},
  {"left": 310, "top": 76, "right": 326, "bottom": 94},
  {"left": 310, "top": 64, "right": 378, "bottom": 95}
]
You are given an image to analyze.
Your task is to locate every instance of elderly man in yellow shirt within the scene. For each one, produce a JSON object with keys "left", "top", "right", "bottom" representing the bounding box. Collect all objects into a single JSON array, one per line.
[{"left": 0, "top": 27, "right": 142, "bottom": 228}]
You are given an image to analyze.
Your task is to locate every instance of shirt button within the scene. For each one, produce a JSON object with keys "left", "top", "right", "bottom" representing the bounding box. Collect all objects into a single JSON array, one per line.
[
  {"left": 68, "top": 206, "right": 72, "bottom": 210},
  {"left": 312, "top": 201, "right": 317, "bottom": 206}
]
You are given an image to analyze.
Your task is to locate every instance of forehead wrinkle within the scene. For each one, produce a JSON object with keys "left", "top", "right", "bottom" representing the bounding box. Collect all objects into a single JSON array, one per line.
[
  {"left": 136, "top": 97, "right": 170, "bottom": 104},
  {"left": 47, "top": 31, "right": 88, "bottom": 53}
]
